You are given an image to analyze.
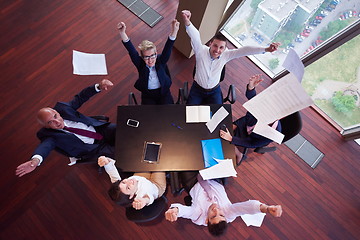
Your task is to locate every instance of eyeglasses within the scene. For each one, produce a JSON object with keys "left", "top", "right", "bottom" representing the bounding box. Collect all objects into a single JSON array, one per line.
[{"left": 143, "top": 53, "right": 157, "bottom": 60}]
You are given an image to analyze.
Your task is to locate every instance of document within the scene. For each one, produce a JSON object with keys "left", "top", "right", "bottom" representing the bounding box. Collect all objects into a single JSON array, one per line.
[
  {"left": 186, "top": 105, "right": 210, "bottom": 123},
  {"left": 201, "top": 138, "right": 224, "bottom": 168},
  {"left": 252, "top": 122, "right": 284, "bottom": 144},
  {"left": 241, "top": 212, "right": 266, "bottom": 227},
  {"left": 282, "top": 49, "right": 304, "bottom": 82},
  {"left": 72, "top": 50, "right": 108, "bottom": 75},
  {"left": 199, "top": 159, "right": 237, "bottom": 180},
  {"left": 205, "top": 106, "right": 229, "bottom": 133},
  {"left": 243, "top": 73, "right": 313, "bottom": 124}
]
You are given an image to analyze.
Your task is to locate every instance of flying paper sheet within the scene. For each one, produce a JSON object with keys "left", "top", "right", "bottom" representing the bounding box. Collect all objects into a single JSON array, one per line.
[
  {"left": 282, "top": 49, "right": 304, "bottom": 82},
  {"left": 243, "top": 73, "right": 313, "bottom": 125},
  {"left": 205, "top": 106, "right": 229, "bottom": 133},
  {"left": 72, "top": 50, "right": 108, "bottom": 75},
  {"left": 253, "top": 122, "right": 284, "bottom": 144},
  {"left": 199, "top": 159, "right": 237, "bottom": 180},
  {"left": 241, "top": 212, "right": 266, "bottom": 227}
]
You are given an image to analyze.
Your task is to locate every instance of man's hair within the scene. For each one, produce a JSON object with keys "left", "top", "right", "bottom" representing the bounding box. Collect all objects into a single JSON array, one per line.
[
  {"left": 108, "top": 180, "right": 134, "bottom": 207},
  {"left": 138, "top": 40, "right": 156, "bottom": 53},
  {"left": 210, "top": 33, "right": 227, "bottom": 43},
  {"left": 207, "top": 220, "right": 228, "bottom": 237}
]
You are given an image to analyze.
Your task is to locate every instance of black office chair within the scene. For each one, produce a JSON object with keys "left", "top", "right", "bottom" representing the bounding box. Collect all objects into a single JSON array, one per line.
[
  {"left": 175, "top": 82, "right": 188, "bottom": 104},
  {"left": 252, "top": 111, "right": 303, "bottom": 154},
  {"left": 125, "top": 195, "right": 167, "bottom": 223}
]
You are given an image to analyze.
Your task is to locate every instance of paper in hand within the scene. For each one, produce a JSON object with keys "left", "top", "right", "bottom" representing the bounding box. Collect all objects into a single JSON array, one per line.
[{"left": 73, "top": 50, "right": 108, "bottom": 75}]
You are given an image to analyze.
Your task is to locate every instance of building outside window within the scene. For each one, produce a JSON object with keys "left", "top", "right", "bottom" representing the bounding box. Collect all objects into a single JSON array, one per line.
[{"left": 221, "top": 0, "right": 359, "bottom": 134}]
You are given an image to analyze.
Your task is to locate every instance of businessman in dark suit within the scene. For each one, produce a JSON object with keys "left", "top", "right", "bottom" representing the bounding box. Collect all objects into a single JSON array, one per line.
[
  {"left": 117, "top": 19, "right": 179, "bottom": 105},
  {"left": 220, "top": 75, "right": 282, "bottom": 165},
  {"left": 16, "top": 79, "right": 115, "bottom": 177}
]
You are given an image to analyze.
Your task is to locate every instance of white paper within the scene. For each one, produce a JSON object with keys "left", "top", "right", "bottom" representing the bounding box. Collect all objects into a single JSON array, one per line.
[
  {"left": 186, "top": 106, "right": 211, "bottom": 123},
  {"left": 241, "top": 212, "right": 266, "bottom": 227},
  {"left": 205, "top": 106, "right": 229, "bottom": 133},
  {"left": 72, "top": 50, "right": 108, "bottom": 75},
  {"left": 199, "top": 159, "right": 237, "bottom": 180},
  {"left": 243, "top": 73, "right": 313, "bottom": 124},
  {"left": 282, "top": 49, "right": 304, "bottom": 82},
  {"left": 253, "top": 122, "right": 284, "bottom": 144}
]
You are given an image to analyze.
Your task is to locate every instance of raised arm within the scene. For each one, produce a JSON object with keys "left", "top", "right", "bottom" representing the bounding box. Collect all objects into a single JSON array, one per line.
[
  {"left": 98, "top": 156, "right": 121, "bottom": 183},
  {"left": 181, "top": 10, "right": 204, "bottom": 54},
  {"left": 68, "top": 79, "right": 113, "bottom": 110},
  {"left": 117, "top": 22, "right": 129, "bottom": 42},
  {"left": 265, "top": 42, "right": 280, "bottom": 53},
  {"left": 169, "top": 19, "right": 180, "bottom": 39}
]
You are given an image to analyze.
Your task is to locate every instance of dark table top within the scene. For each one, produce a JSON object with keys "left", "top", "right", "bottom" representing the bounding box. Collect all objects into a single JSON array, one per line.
[{"left": 115, "top": 104, "right": 235, "bottom": 172}]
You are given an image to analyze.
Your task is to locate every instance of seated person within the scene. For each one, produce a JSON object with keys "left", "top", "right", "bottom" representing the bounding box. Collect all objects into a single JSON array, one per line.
[
  {"left": 16, "top": 79, "right": 115, "bottom": 177},
  {"left": 165, "top": 173, "right": 282, "bottom": 237},
  {"left": 220, "top": 74, "right": 282, "bottom": 165},
  {"left": 98, "top": 156, "right": 166, "bottom": 210},
  {"left": 117, "top": 19, "right": 179, "bottom": 105}
]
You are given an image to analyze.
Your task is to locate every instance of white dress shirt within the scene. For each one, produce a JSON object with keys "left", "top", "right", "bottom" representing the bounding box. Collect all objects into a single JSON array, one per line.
[
  {"left": 186, "top": 23, "right": 266, "bottom": 89},
  {"left": 170, "top": 180, "right": 262, "bottom": 226}
]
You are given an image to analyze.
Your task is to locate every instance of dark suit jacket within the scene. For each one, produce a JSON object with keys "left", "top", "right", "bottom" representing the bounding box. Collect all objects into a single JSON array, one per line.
[
  {"left": 33, "top": 85, "right": 108, "bottom": 161},
  {"left": 122, "top": 38, "right": 174, "bottom": 96},
  {"left": 231, "top": 86, "right": 282, "bottom": 148}
]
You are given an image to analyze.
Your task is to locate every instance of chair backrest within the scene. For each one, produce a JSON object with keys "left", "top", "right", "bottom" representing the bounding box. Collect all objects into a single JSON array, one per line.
[
  {"left": 125, "top": 195, "right": 167, "bottom": 223},
  {"left": 223, "top": 84, "right": 236, "bottom": 104},
  {"left": 128, "top": 92, "right": 138, "bottom": 105},
  {"left": 280, "top": 111, "right": 302, "bottom": 143}
]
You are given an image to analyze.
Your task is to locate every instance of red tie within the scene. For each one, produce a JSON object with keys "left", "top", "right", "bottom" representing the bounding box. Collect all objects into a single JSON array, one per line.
[{"left": 63, "top": 126, "right": 103, "bottom": 140}]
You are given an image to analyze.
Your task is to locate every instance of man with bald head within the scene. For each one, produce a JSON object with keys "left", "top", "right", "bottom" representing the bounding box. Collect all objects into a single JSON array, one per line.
[{"left": 16, "top": 79, "right": 115, "bottom": 177}]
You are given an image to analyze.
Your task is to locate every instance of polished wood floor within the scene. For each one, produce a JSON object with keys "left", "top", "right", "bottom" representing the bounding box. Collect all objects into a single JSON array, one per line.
[{"left": 0, "top": 0, "right": 359, "bottom": 239}]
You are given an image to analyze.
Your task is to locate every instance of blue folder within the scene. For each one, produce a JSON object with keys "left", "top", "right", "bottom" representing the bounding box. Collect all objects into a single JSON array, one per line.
[{"left": 201, "top": 138, "right": 224, "bottom": 168}]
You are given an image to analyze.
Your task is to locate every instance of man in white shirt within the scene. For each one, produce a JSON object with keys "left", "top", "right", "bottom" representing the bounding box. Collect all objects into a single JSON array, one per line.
[
  {"left": 181, "top": 10, "right": 280, "bottom": 105},
  {"left": 165, "top": 174, "right": 282, "bottom": 236}
]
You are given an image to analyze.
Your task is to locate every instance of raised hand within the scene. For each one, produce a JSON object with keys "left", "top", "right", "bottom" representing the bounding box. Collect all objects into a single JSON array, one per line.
[
  {"left": 248, "top": 74, "right": 263, "bottom": 90},
  {"left": 165, "top": 207, "right": 179, "bottom": 222},
  {"left": 99, "top": 79, "right": 114, "bottom": 91}
]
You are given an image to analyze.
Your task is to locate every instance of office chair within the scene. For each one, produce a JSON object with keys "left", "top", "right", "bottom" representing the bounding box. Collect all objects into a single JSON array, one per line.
[
  {"left": 125, "top": 195, "right": 167, "bottom": 223},
  {"left": 252, "top": 111, "right": 303, "bottom": 154}
]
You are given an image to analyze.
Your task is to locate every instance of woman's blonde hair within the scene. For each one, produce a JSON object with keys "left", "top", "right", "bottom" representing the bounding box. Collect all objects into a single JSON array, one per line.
[{"left": 138, "top": 40, "right": 156, "bottom": 53}]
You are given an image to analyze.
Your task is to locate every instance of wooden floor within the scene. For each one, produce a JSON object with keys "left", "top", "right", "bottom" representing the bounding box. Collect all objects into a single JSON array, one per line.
[{"left": 0, "top": 0, "right": 359, "bottom": 239}]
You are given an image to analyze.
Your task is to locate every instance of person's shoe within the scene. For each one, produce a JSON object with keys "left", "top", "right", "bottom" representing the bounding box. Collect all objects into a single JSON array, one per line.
[{"left": 236, "top": 154, "right": 247, "bottom": 166}]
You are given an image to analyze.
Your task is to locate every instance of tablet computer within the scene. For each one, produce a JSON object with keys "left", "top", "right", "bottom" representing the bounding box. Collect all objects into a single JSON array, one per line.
[{"left": 142, "top": 142, "right": 161, "bottom": 164}]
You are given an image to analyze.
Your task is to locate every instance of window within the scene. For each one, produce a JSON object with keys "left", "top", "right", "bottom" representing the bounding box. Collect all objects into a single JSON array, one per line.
[{"left": 221, "top": 0, "right": 360, "bottom": 134}]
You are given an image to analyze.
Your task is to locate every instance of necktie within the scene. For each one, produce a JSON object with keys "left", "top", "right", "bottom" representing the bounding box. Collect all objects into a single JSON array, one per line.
[
  {"left": 63, "top": 126, "right": 103, "bottom": 140},
  {"left": 197, "top": 174, "right": 215, "bottom": 202}
]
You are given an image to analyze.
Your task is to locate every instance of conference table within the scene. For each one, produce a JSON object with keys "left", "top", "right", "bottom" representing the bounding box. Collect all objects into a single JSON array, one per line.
[{"left": 115, "top": 104, "right": 235, "bottom": 172}]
